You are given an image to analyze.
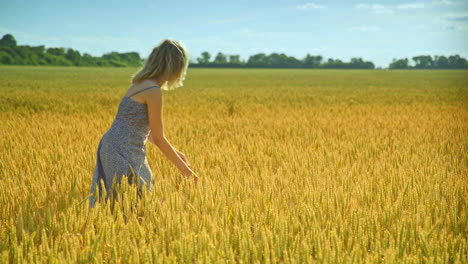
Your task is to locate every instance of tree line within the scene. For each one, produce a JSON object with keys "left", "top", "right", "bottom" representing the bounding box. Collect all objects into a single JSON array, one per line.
[
  {"left": 1, "top": 34, "right": 467, "bottom": 69},
  {"left": 194, "top": 52, "right": 468, "bottom": 69},
  {"left": 192, "top": 51, "right": 376, "bottom": 69},
  {"left": 0, "top": 34, "right": 142, "bottom": 67},
  {"left": 389, "top": 55, "right": 468, "bottom": 69}
]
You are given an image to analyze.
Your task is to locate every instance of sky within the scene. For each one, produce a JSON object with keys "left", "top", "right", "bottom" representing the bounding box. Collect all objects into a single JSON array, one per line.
[{"left": 0, "top": 0, "right": 467, "bottom": 68}]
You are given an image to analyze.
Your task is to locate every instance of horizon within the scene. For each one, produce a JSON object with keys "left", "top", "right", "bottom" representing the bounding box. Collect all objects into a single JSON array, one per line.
[{"left": 1, "top": 0, "right": 467, "bottom": 68}]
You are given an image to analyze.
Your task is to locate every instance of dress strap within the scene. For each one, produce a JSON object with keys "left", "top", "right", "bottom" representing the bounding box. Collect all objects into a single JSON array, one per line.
[{"left": 127, "top": 86, "right": 160, "bottom": 98}]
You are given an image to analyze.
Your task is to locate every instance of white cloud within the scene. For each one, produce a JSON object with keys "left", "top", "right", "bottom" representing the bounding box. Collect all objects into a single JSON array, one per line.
[
  {"left": 432, "top": 0, "right": 467, "bottom": 6},
  {"left": 356, "top": 1, "right": 467, "bottom": 14},
  {"left": 347, "top": 26, "right": 381, "bottom": 32},
  {"left": 441, "top": 12, "right": 468, "bottom": 21},
  {"left": 436, "top": 12, "right": 468, "bottom": 31},
  {"left": 446, "top": 24, "right": 468, "bottom": 31},
  {"left": 355, "top": 4, "right": 394, "bottom": 14},
  {"left": 297, "top": 2, "right": 326, "bottom": 10},
  {"left": 397, "top": 3, "right": 426, "bottom": 9}
]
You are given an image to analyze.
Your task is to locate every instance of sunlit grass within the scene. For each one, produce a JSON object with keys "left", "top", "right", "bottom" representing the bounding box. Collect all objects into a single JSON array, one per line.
[{"left": 0, "top": 66, "right": 467, "bottom": 263}]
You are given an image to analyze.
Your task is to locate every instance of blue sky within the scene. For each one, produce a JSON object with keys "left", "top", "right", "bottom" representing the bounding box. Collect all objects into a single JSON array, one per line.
[{"left": 0, "top": 0, "right": 467, "bottom": 67}]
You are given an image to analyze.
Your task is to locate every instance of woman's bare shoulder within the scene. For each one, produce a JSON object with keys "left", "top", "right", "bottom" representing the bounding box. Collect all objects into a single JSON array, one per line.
[
  {"left": 142, "top": 79, "right": 160, "bottom": 87},
  {"left": 125, "top": 79, "right": 160, "bottom": 97},
  {"left": 132, "top": 79, "right": 159, "bottom": 90}
]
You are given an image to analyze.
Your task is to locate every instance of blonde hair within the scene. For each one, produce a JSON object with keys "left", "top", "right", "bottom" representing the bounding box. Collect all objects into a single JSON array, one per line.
[{"left": 132, "top": 39, "right": 189, "bottom": 91}]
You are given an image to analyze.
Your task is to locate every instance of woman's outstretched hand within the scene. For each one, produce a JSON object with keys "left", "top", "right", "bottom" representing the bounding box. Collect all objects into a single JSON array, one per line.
[
  {"left": 177, "top": 151, "right": 191, "bottom": 167},
  {"left": 191, "top": 171, "right": 199, "bottom": 185},
  {"left": 182, "top": 168, "right": 199, "bottom": 185},
  {"left": 178, "top": 151, "right": 198, "bottom": 185}
]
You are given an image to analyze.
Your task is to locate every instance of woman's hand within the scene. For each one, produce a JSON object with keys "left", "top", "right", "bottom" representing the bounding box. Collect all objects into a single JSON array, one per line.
[
  {"left": 177, "top": 151, "right": 191, "bottom": 167},
  {"left": 177, "top": 151, "right": 198, "bottom": 185},
  {"left": 182, "top": 167, "right": 199, "bottom": 185},
  {"left": 191, "top": 171, "right": 199, "bottom": 185}
]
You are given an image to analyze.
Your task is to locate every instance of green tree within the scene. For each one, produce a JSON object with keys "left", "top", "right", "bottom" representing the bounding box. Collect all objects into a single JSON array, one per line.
[
  {"left": 213, "top": 52, "right": 227, "bottom": 64},
  {"left": 46, "top": 47, "right": 66, "bottom": 57},
  {"left": 0, "top": 51, "right": 13, "bottom": 64},
  {"left": 228, "top": 55, "right": 241, "bottom": 64},
  {"left": 323, "top": 58, "right": 345, "bottom": 69},
  {"left": 246, "top": 53, "right": 268, "bottom": 67},
  {"left": 196, "top": 51, "right": 211, "bottom": 65},
  {"left": 0, "top": 34, "right": 17, "bottom": 47},
  {"left": 66, "top": 48, "right": 81, "bottom": 65},
  {"left": 434, "top": 55, "right": 449, "bottom": 69},
  {"left": 447, "top": 55, "right": 467, "bottom": 69},
  {"left": 412, "top": 55, "right": 433, "bottom": 69},
  {"left": 302, "top": 54, "right": 322, "bottom": 68},
  {"left": 389, "top": 58, "right": 409, "bottom": 69}
]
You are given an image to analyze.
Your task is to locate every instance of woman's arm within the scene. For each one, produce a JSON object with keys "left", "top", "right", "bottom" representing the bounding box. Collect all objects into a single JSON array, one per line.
[
  {"left": 146, "top": 89, "right": 194, "bottom": 178},
  {"left": 148, "top": 132, "right": 191, "bottom": 167}
]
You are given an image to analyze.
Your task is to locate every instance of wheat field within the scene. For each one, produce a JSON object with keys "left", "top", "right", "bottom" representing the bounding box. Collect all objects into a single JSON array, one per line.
[{"left": 0, "top": 66, "right": 466, "bottom": 263}]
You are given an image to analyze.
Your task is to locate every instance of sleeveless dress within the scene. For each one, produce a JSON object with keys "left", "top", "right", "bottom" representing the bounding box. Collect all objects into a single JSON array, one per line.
[{"left": 88, "top": 85, "right": 159, "bottom": 208}]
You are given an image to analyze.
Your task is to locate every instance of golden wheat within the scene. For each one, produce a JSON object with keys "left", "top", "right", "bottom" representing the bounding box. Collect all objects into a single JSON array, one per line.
[{"left": 0, "top": 66, "right": 466, "bottom": 263}]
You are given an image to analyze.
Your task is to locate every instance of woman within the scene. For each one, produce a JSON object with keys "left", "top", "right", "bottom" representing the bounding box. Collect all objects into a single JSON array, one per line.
[{"left": 89, "top": 39, "right": 199, "bottom": 208}]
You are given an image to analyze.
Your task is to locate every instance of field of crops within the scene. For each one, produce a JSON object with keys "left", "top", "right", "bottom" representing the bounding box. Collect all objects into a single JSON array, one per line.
[{"left": 0, "top": 66, "right": 466, "bottom": 263}]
